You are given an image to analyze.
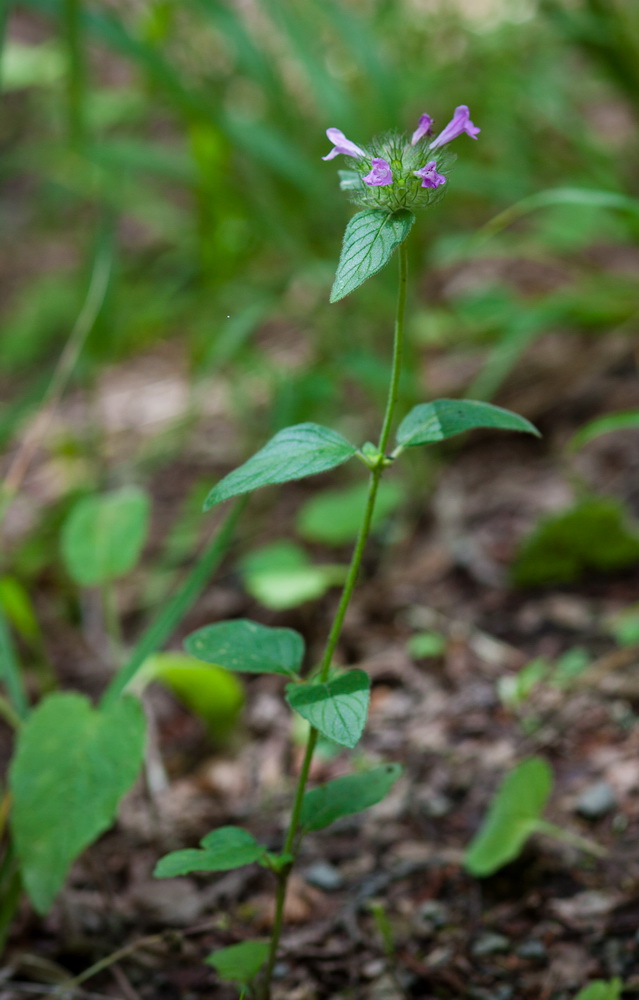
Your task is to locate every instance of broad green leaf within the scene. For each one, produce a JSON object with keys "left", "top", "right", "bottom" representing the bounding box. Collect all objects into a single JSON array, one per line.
[
  {"left": 407, "top": 631, "right": 447, "bottom": 659},
  {"left": 185, "top": 618, "right": 304, "bottom": 677},
  {"left": 9, "top": 693, "right": 146, "bottom": 913},
  {"left": 286, "top": 670, "right": 370, "bottom": 748},
  {"left": 396, "top": 399, "right": 539, "bottom": 449},
  {"left": 464, "top": 757, "right": 553, "bottom": 877},
  {"left": 142, "top": 652, "right": 244, "bottom": 742},
  {"left": 154, "top": 826, "right": 262, "bottom": 878},
  {"left": 300, "top": 763, "right": 403, "bottom": 832},
  {"left": 204, "top": 423, "right": 357, "bottom": 509},
  {"left": 241, "top": 540, "right": 346, "bottom": 610},
  {"left": 330, "top": 209, "right": 415, "bottom": 303},
  {"left": 512, "top": 498, "right": 639, "bottom": 586},
  {"left": 574, "top": 980, "right": 622, "bottom": 1000},
  {"left": 206, "top": 939, "right": 269, "bottom": 984},
  {"left": 297, "top": 480, "right": 404, "bottom": 546},
  {"left": 569, "top": 409, "right": 639, "bottom": 452},
  {"left": 61, "top": 486, "right": 150, "bottom": 586}
]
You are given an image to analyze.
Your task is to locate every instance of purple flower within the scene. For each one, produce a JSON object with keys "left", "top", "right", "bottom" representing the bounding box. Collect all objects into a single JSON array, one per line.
[
  {"left": 413, "top": 161, "right": 447, "bottom": 188},
  {"left": 429, "top": 105, "right": 480, "bottom": 151},
  {"left": 411, "top": 113, "right": 434, "bottom": 146},
  {"left": 322, "top": 127, "right": 366, "bottom": 161},
  {"left": 362, "top": 157, "right": 393, "bottom": 187}
]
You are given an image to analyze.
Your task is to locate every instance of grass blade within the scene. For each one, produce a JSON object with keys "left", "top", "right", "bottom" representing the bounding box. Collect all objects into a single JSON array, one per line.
[{"left": 102, "top": 501, "right": 244, "bottom": 705}]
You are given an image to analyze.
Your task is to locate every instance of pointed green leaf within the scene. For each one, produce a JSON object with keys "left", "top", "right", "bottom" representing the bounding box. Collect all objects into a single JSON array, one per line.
[
  {"left": 9, "top": 693, "right": 146, "bottom": 913},
  {"left": 185, "top": 618, "right": 304, "bottom": 677},
  {"left": 569, "top": 409, "right": 639, "bottom": 452},
  {"left": 286, "top": 670, "right": 370, "bottom": 748},
  {"left": 206, "top": 940, "right": 269, "bottom": 984},
  {"left": 330, "top": 209, "right": 415, "bottom": 303},
  {"left": 396, "top": 399, "right": 540, "bottom": 449},
  {"left": 464, "top": 757, "right": 553, "bottom": 877},
  {"left": 154, "top": 826, "right": 262, "bottom": 878},
  {"left": 300, "top": 763, "right": 403, "bottom": 832},
  {"left": 61, "top": 486, "right": 151, "bottom": 586},
  {"left": 204, "top": 423, "right": 357, "bottom": 509}
]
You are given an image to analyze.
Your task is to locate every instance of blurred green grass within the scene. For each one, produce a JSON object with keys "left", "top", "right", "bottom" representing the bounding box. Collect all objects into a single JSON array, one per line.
[{"left": 2, "top": 0, "right": 639, "bottom": 550}]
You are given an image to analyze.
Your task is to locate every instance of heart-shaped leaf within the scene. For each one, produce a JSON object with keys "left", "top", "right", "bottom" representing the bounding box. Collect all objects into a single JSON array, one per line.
[
  {"left": 185, "top": 618, "right": 304, "bottom": 677},
  {"left": 204, "top": 423, "right": 357, "bottom": 509},
  {"left": 206, "top": 940, "right": 270, "bottom": 985},
  {"left": 9, "top": 693, "right": 146, "bottom": 913},
  {"left": 61, "top": 486, "right": 151, "bottom": 586},
  {"left": 286, "top": 670, "right": 370, "bottom": 748},
  {"left": 300, "top": 763, "right": 403, "bottom": 832},
  {"left": 396, "top": 399, "right": 540, "bottom": 449},
  {"left": 331, "top": 209, "right": 415, "bottom": 303},
  {"left": 464, "top": 757, "right": 553, "bottom": 877},
  {"left": 154, "top": 826, "right": 262, "bottom": 878}
]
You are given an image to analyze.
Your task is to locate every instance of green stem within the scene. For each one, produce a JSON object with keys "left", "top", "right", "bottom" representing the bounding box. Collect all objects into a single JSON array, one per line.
[
  {"left": 259, "top": 242, "right": 409, "bottom": 1000},
  {"left": 0, "top": 604, "right": 28, "bottom": 721},
  {"left": 101, "top": 582, "right": 124, "bottom": 670},
  {"left": 535, "top": 819, "right": 607, "bottom": 858}
]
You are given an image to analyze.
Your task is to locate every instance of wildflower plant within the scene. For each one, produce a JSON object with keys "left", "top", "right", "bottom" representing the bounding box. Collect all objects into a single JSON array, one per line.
[{"left": 154, "top": 106, "right": 540, "bottom": 999}]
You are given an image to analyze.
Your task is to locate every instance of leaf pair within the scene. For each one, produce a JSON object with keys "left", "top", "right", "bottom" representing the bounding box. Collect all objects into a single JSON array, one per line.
[
  {"left": 156, "top": 765, "right": 403, "bottom": 884},
  {"left": 203, "top": 402, "right": 538, "bottom": 511},
  {"left": 185, "top": 619, "right": 369, "bottom": 748}
]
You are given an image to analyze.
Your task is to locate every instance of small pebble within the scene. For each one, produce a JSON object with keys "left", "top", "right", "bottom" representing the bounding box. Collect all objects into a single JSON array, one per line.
[
  {"left": 575, "top": 781, "right": 617, "bottom": 818},
  {"left": 419, "top": 792, "right": 453, "bottom": 818},
  {"left": 516, "top": 939, "right": 547, "bottom": 960},
  {"left": 412, "top": 899, "right": 449, "bottom": 935},
  {"left": 362, "top": 958, "right": 386, "bottom": 979},
  {"left": 471, "top": 932, "right": 511, "bottom": 957},
  {"left": 469, "top": 988, "right": 513, "bottom": 1000},
  {"left": 302, "top": 860, "right": 344, "bottom": 891}
]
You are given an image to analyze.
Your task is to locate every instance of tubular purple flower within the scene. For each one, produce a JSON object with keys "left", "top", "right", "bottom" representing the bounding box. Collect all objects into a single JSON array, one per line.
[
  {"left": 411, "top": 113, "right": 434, "bottom": 146},
  {"left": 429, "top": 105, "right": 480, "bottom": 151},
  {"left": 322, "top": 128, "right": 366, "bottom": 161},
  {"left": 413, "top": 161, "right": 447, "bottom": 189},
  {"left": 362, "top": 158, "right": 393, "bottom": 187}
]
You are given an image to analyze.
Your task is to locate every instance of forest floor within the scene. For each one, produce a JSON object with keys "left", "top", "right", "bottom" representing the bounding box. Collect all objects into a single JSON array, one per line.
[{"left": 4, "top": 305, "right": 639, "bottom": 1000}]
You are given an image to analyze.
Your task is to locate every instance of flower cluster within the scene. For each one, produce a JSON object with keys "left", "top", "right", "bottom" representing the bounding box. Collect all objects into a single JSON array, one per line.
[{"left": 322, "top": 105, "right": 479, "bottom": 212}]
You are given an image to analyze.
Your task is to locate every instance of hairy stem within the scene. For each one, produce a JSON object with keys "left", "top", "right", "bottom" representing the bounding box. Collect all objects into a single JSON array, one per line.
[{"left": 259, "top": 242, "right": 409, "bottom": 999}]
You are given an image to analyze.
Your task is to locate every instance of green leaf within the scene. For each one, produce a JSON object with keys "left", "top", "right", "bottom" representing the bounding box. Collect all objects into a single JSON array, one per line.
[
  {"left": 61, "top": 486, "right": 150, "bottom": 586},
  {"left": 512, "top": 498, "right": 639, "bottom": 586},
  {"left": 297, "top": 480, "right": 404, "bottom": 546},
  {"left": 464, "top": 757, "right": 553, "bottom": 877},
  {"left": 396, "top": 399, "right": 540, "bottom": 449},
  {"left": 241, "top": 540, "right": 346, "bottom": 610},
  {"left": 204, "top": 423, "right": 357, "bottom": 509},
  {"left": 154, "top": 826, "right": 262, "bottom": 878},
  {"left": 185, "top": 618, "right": 304, "bottom": 677},
  {"left": 286, "top": 670, "right": 370, "bottom": 748},
  {"left": 300, "top": 763, "right": 403, "bottom": 832},
  {"left": 574, "top": 980, "right": 623, "bottom": 1000},
  {"left": 206, "top": 939, "right": 269, "bottom": 985},
  {"left": 143, "top": 653, "right": 244, "bottom": 742},
  {"left": 9, "top": 693, "right": 146, "bottom": 913},
  {"left": 569, "top": 409, "right": 639, "bottom": 452},
  {"left": 330, "top": 209, "right": 415, "bottom": 303}
]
